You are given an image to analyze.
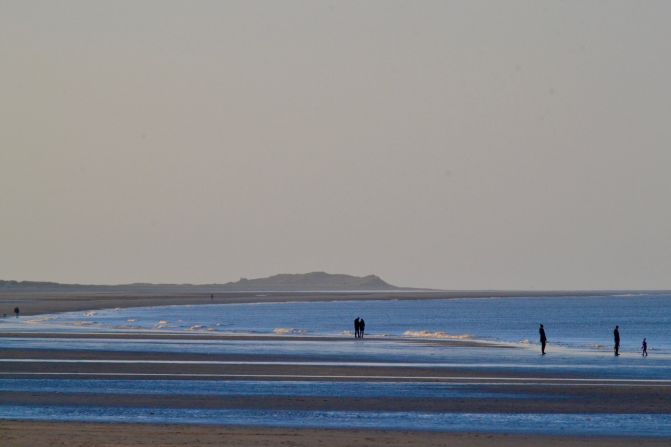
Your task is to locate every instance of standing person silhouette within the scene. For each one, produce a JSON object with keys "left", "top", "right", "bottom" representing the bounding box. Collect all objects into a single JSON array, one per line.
[
  {"left": 539, "top": 324, "right": 547, "bottom": 355},
  {"left": 642, "top": 338, "right": 648, "bottom": 357},
  {"left": 13, "top": 307, "right": 19, "bottom": 318},
  {"left": 353, "top": 317, "right": 360, "bottom": 338},
  {"left": 359, "top": 318, "right": 365, "bottom": 339},
  {"left": 613, "top": 325, "right": 620, "bottom": 356}
]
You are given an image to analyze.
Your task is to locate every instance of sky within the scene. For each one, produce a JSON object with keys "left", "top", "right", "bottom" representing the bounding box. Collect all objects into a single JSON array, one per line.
[{"left": 1, "top": 1, "right": 670, "bottom": 290}]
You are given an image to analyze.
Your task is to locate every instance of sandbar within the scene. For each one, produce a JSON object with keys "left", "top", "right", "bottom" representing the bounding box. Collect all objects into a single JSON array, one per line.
[{"left": 1, "top": 422, "right": 669, "bottom": 447}]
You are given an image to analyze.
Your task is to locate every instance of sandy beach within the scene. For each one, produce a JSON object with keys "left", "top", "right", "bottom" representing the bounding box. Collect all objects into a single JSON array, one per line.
[
  {"left": 0, "top": 291, "right": 444, "bottom": 317},
  {"left": 0, "top": 289, "right": 641, "bottom": 317},
  {"left": 1, "top": 292, "right": 670, "bottom": 445}
]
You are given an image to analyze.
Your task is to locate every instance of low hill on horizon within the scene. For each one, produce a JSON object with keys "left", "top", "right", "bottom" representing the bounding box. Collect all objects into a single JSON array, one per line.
[
  {"left": 0, "top": 272, "right": 400, "bottom": 293},
  {"left": 222, "top": 272, "right": 396, "bottom": 291}
]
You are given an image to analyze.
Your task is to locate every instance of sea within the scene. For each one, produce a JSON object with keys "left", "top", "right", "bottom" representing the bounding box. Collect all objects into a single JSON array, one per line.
[{"left": 15, "top": 293, "right": 671, "bottom": 355}]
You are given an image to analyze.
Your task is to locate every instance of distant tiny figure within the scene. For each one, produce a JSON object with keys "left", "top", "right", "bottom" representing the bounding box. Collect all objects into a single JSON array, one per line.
[
  {"left": 642, "top": 338, "right": 648, "bottom": 357},
  {"left": 359, "top": 318, "right": 365, "bottom": 338},
  {"left": 613, "top": 325, "right": 620, "bottom": 356},
  {"left": 210, "top": 294, "right": 214, "bottom": 301},
  {"left": 354, "top": 317, "right": 360, "bottom": 338},
  {"left": 539, "top": 324, "right": 547, "bottom": 355},
  {"left": 14, "top": 307, "right": 19, "bottom": 318}
]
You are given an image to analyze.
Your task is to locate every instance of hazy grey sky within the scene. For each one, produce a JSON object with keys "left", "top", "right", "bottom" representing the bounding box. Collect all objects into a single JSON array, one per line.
[{"left": 1, "top": 1, "right": 670, "bottom": 289}]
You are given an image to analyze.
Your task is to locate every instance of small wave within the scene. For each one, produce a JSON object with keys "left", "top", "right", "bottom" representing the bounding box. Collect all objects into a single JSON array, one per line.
[
  {"left": 189, "top": 325, "right": 207, "bottom": 331},
  {"left": 273, "top": 328, "right": 307, "bottom": 335},
  {"left": 403, "top": 330, "right": 472, "bottom": 340},
  {"left": 127, "top": 319, "right": 137, "bottom": 323},
  {"left": 66, "top": 321, "right": 96, "bottom": 327},
  {"left": 154, "top": 320, "right": 169, "bottom": 329},
  {"left": 84, "top": 311, "right": 96, "bottom": 317},
  {"left": 24, "top": 317, "right": 52, "bottom": 325}
]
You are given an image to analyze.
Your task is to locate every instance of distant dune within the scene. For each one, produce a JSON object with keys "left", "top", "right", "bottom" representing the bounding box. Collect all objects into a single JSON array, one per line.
[
  {"left": 219, "top": 272, "right": 396, "bottom": 291},
  {"left": 0, "top": 272, "right": 400, "bottom": 293}
]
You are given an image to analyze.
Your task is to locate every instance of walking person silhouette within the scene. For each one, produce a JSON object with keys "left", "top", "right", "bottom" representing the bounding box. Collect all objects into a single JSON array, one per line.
[
  {"left": 539, "top": 324, "right": 547, "bottom": 355},
  {"left": 614, "top": 325, "right": 620, "bottom": 356},
  {"left": 359, "top": 318, "right": 365, "bottom": 339},
  {"left": 354, "top": 317, "right": 360, "bottom": 338},
  {"left": 642, "top": 338, "right": 648, "bottom": 357}
]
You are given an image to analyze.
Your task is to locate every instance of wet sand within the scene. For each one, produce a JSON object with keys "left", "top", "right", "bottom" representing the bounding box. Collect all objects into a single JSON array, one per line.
[
  {"left": 1, "top": 421, "right": 669, "bottom": 447},
  {"left": 1, "top": 347, "right": 670, "bottom": 414},
  {"left": 2, "top": 385, "right": 670, "bottom": 413}
]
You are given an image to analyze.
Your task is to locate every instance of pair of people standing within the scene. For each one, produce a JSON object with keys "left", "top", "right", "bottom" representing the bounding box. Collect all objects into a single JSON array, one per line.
[{"left": 354, "top": 317, "right": 365, "bottom": 339}]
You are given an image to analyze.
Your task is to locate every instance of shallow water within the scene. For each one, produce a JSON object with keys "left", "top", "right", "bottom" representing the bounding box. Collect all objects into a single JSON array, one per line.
[
  {"left": 1, "top": 405, "right": 670, "bottom": 436},
  {"left": 0, "top": 378, "right": 534, "bottom": 399},
  {"left": 2, "top": 334, "right": 669, "bottom": 380},
  {"left": 14, "top": 294, "right": 671, "bottom": 354}
]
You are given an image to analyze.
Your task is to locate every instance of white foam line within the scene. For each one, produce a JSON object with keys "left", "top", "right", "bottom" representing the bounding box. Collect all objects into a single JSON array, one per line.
[
  {"left": 1, "top": 359, "right": 418, "bottom": 365},
  {"left": 4, "top": 359, "right": 469, "bottom": 368},
  {"left": 1, "top": 371, "right": 670, "bottom": 385},
  {"left": 1, "top": 358, "right": 669, "bottom": 371},
  {"left": 1, "top": 359, "right": 482, "bottom": 368},
  {"left": 0, "top": 332, "right": 392, "bottom": 340}
]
